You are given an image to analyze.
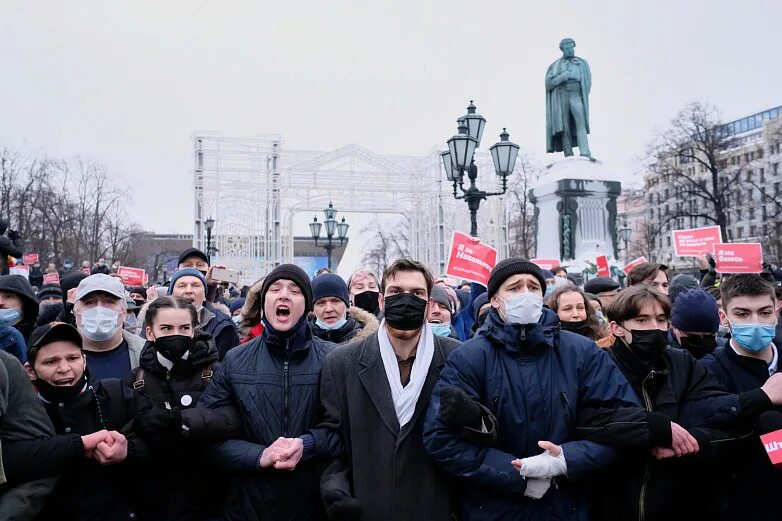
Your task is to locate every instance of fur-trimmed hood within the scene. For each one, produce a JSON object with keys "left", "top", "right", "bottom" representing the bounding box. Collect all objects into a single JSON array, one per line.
[
  {"left": 345, "top": 306, "right": 379, "bottom": 342},
  {"left": 307, "top": 305, "right": 379, "bottom": 345},
  {"left": 239, "top": 277, "right": 265, "bottom": 332}
]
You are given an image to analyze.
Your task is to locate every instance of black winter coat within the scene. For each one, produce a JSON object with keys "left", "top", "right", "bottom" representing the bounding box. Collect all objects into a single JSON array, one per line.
[
  {"left": 319, "top": 330, "right": 460, "bottom": 521},
  {"left": 198, "top": 319, "right": 339, "bottom": 521},
  {"left": 6, "top": 376, "right": 140, "bottom": 521},
  {"left": 0, "top": 234, "right": 23, "bottom": 276},
  {"left": 591, "top": 341, "right": 751, "bottom": 521},
  {"left": 699, "top": 345, "right": 782, "bottom": 521},
  {"left": 0, "top": 275, "right": 38, "bottom": 342},
  {"left": 124, "top": 333, "right": 239, "bottom": 521}
]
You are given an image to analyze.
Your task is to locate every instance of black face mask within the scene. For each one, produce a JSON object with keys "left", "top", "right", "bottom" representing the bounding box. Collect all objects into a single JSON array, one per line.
[
  {"left": 383, "top": 293, "right": 427, "bottom": 331},
  {"left": 133, "top": 299, "right": 145, "bottom": 308},
  {"left": 35, "top": 372, "right": 87, "bottom": 404},
  {"left": 680, "top": 334, "right": 717, "bottom": 359},
  {"left": 561, "top": 318, "right": 590, "bottom": 337},
  {"left": 354, "top": 290, "right": 380, "bottom": 315},
  {"left": 154, "top": 335, "right": 193, "bottom": 362},
  {"left": 624, "top": 328, "right": 668, "bottom": 362}
]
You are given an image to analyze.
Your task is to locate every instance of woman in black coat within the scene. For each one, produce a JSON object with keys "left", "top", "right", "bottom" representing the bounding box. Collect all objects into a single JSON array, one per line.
[{"left": 124, "top": 296, "right": 242, "bottom": 521}]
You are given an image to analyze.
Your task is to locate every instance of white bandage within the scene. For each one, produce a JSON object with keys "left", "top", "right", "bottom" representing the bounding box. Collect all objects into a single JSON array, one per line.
[
  {"left": 518, "top": 448, "right": 567, "bottom": 479},
  {"left": 523, "top": 477, "right": 551, "bottom": 499}
]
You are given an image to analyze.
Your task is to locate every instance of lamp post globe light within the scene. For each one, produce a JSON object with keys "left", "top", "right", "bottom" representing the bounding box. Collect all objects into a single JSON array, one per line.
[
  {"left": 441, "top": 101, "right": 520, "bottom": 237},
  {"left": 618, "top": 222, "right": 632, "bottom": 262},
  {"left": 309, "top": 202, "right": 350, "bottom": 270},
  {"left": 204, "top": 216, "right": 216, "bottom": 264}
]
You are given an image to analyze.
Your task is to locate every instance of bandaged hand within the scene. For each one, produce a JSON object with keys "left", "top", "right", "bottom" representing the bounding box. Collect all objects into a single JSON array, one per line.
[{"left": 511, "top": 441, "right": 567, "bottom": 479}]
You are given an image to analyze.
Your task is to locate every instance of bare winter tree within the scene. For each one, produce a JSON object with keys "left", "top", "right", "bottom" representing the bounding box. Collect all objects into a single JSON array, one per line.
[
  {"left": 360, "top": 217, "right": 409, "bottom": 275},
  {"left": 0, "top": 145, "right": 146, "bottom": 268},
  {"left": 644, "top": 102, "right": 753, "bottom": 242},
  {"left": 506, "top": 153, "right": 540, "bottom": 258}
]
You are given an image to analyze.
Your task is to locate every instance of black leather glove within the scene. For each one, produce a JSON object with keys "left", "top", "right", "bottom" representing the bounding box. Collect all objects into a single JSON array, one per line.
[
  {"left": 439, "top": 385, "right": 483, "bottom": 430},
  {"left": 134, "top": 406, "right": 183, "bottom": 439},
  {"left": 323, "top": 489, "right": 361, "bottom": 521},
  {"left": 7, "top": 230, "right": 19, "bottom": 240}
]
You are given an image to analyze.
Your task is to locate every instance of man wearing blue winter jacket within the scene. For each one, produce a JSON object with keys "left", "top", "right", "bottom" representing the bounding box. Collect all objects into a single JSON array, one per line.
[{"left": 423, "top": 259, "right": 689, "bottom": 521}]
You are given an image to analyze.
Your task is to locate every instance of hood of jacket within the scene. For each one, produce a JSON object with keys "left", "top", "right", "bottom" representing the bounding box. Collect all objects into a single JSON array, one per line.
[
  {"left": 477, "top": 306, "right": 560, "bottom": 356},
  {"left": 0, "top": 274, "right": 39, "bottom": 323},
  {"left": 139, "top": 330, "right": 219, "bottom": 376}
]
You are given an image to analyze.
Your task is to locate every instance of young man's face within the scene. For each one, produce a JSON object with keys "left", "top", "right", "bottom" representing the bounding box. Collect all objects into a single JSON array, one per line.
[
  {"left": 264, "top": 279, "right": 306, "bottom": 332},
  {"left": 644, "top": 271, "right": 669, "bottom": 295},
  {"left": 491, "top": 274, "right": 543, "bottom": 309},
  {"left": 0, "top": 291, "right": 22, "bottom": 311},
  {"left": 313, "top": 296, "right": 347, "bottom": 326},
  {"left": 719, "top": 295, "right": 778, "bottom": 328},
  {"left": 610, "top": 300, "right": 669, "bottom": 344},
  {"left": 381, "top": 270, "right": 429, "bottom": 339},
  {"left": 26, "top": 341, "right": 86, "bottom": 386},
  {"left": 349, "top": 273, "right": 379, "bottom": 301}
]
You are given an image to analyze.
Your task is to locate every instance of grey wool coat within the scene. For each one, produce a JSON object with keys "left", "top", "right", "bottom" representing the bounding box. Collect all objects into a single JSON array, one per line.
[{"left": 317, "top": 329, "right": 460, "bottom": 521}]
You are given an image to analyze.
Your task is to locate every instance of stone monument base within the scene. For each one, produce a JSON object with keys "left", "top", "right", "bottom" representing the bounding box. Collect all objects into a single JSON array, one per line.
[{"left": 529, "top": 157, "right": 621, "bottom": 262}]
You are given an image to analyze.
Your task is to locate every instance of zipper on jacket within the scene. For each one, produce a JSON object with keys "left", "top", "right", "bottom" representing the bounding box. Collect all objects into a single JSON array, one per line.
[
  {"left": 638, "top": 370, "right": 656, "bottom": 521},
  {"left": 283, "top": 339, "right": 290, "bottom": 437}
]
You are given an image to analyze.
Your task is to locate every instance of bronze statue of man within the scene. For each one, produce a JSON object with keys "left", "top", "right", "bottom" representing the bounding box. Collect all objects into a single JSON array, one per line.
[{"left": 546, "top": 38, "right": 592, "bottom": 158}]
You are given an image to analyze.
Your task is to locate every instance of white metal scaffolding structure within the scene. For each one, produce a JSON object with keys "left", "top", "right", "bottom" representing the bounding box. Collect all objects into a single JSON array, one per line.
[{"left": 193, "top": 132, "right": 509, "bottom": 283}]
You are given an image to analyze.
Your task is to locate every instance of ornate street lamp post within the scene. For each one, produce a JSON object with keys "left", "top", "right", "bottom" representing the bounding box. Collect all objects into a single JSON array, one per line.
[
  {"left": 309, "top": 202, "right": 350, "bottom": 270},
  {"left": 204, "top": 216, "right": 215, "bottom": 264},
  {"left": 618, "top": 222, "right": 632, "bottom": 263},
  {"left": 441, "top": 101, "right": 520, "bottom": 237}
]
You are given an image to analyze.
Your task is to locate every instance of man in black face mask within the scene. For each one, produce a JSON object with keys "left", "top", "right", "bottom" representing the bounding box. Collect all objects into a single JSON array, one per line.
[
  {"left": 318, "top": 258, "right": 461, "bottom": 521},
  {"left": 595, "top": 285, "right": 773, "bottom": 521},
  {"left": 347, "top": 269, "right": 381, "bottom": 318},
  {"left": 668, "top": 289, "right": 726, "bottom": 359}
]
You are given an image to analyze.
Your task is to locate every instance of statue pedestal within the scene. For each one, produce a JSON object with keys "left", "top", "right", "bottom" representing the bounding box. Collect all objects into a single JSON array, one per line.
[{"left": 530, "top": 157, "right": 621, "bottom": 262}]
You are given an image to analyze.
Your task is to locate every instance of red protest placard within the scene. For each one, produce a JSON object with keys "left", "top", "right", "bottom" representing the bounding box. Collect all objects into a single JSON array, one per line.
[
  {"left": 445, "top": 232, "right": 497, "bottom": 286},
  {"left": 595, "top": 255, "right": 610, "bottom": 277},
  {"left": 22, "top": 253, "right": 39, "bottom": 265},
  {"left": 761, "top": 429, "right": 782, "bottom": 469},
  {"left": 117, "top": 266, "right": 145, "bottom": 286},
  {"left": 623, "top": 256, "right": 648, "bottom": 274},
  {"left": 531, "top": 259, "right": 560, "bottom": 271},
  {"left": 672, "top": 226, "right": 722, "bottom": 257},
  {"left": 9, "top": 266, "right": 29, "bottom": 279},
  {"left": 713, "top": 243, "right": 762, "bottom": 274},
  {"left": 43, "top": 273, "right": 60, "bottom": 285}
]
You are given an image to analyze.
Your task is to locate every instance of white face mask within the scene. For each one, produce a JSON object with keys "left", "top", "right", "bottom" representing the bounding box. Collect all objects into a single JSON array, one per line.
[
  {"left": 79, "top": 306, "right": 121, "bottom": 341},
  {"left": 501, "top": 292, "right": 543, "bottom": 325}
]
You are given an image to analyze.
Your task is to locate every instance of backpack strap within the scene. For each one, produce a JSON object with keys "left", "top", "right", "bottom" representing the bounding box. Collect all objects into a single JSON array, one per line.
[{"left": 132, "top": 368, "right": 145, "bottom": 390}]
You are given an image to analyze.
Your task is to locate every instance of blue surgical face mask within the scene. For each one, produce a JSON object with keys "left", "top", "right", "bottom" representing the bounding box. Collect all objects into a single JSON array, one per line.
[
  {"left": 0, "top": 308, "right": 21, "bottom": 327},
  {"left": 544, "top": 285, "right": 555, "bottom": 298},
  {"left": 232, "top": 314, "right": 242, "bottom": 326},
  {"left": 430, "top": 322, "right": 452, "bottom": 337},
  {"left": 595, "top": 309, "right": 605, "bottom": 322},
  {"left": 730, "top": 321, "right": 777, "bottom": 353},
  {"left": 316, "top": 314, "right": 348, "bottom": 331}
]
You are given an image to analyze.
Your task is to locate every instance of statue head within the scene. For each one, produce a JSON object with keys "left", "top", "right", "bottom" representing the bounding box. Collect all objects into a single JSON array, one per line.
[{"left": 559, "top": 38, "right": 576, "bottom": 58}]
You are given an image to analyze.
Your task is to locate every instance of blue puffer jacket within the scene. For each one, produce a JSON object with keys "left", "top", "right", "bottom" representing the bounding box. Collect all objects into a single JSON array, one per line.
[
  {"left": 198, "top": 318, "right": 338, "bottom": 521},
  {"left": 423, "top": 308, "right": 640, "bottom": 521},
  {"left": 0, "top": 325, "right": 27, "bottom": 363}
]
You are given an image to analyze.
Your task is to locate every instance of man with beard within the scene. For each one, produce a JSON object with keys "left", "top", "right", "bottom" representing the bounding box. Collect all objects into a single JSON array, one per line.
[{"left": 317, "top": 259, "right": 461, "bottom": 521}]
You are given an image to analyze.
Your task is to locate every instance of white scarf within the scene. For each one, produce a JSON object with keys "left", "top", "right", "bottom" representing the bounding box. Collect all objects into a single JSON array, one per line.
[{"left": 377, "top": 320, "right": 435, "bottom": 427}]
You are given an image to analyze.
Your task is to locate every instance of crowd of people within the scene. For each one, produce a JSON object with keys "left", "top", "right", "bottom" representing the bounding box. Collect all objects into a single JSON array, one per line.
[{"left": 0, "top": 244, "right": 780, "bottom": 521}]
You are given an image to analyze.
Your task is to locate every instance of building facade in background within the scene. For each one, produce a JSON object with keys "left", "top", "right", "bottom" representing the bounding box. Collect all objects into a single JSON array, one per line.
[{"left": 618, "top": 105, "right": 782, "bottom": 270}]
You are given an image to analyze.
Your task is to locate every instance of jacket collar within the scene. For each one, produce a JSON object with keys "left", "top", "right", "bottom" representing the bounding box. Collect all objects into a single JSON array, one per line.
[
  {"left": 262, "top": 315, "right": 313, "bottom": 358},
  {"left": 478, "top": 307, "right": 559, "bottom": 355},
  {"left": 725, "top": 339, "right": 776, "bottom": 376}
]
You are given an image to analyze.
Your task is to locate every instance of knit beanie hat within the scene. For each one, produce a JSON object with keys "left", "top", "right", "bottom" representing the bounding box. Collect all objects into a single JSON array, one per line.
[
  {"left": 487, "top": 258, "right": 547, "bottom": 299},
  {"left": 311, "top": 273, "right": 349, "bottom": 307},
  {"left": 671, "top": 289, "right": 720, "bottom": 333},
  {"left": 229, "top": 298, "right": 246, "bottom": 314},
  {"left": 430, "top": 285, "right": 453, "bottom": 313},
  {"left": 37, "top": 283, "right": 63, "bottom": 301},
  {"left": 472, "top": 293, "right": 490, "bottom": 322},
  {"left": 168, "top": 268, "right": 207, "bottom": 295},
  {"left": 542, "top": 269, "right": 555, "bottom": 280},
  {"left": 60, "top": 271, "right": 88, "bottom": 304},
  {"left": 261, "top": 264, "right": 313, "bottom": 312},
  {"left": 668, "top": 274, "right": 699, "bottom": 305}
]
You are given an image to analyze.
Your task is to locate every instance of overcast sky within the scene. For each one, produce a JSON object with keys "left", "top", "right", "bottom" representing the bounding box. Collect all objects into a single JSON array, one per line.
[{"left": 2, "top": 1, "right": 780, "bottom": 240}]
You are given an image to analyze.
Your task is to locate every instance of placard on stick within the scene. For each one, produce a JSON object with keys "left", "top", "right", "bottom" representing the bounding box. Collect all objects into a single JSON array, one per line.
[
  {"left": 445, "top": 232, "right": 497, "bottom": 286},
  {"left": 713, "top": 243, "right": 763, "bottom": 274},
  {"left": 672, "top": 226, "right": 722, "bottom": 257}
]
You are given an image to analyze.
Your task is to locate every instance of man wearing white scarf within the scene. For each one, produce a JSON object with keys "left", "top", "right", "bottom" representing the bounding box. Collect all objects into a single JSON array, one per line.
[{"left": 317, "top": 259, "right": 462, "bottom": 521}]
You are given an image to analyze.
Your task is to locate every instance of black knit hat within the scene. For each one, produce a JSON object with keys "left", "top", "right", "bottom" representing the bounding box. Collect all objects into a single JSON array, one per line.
[
  {"left": 261, "top": 264, "right": 313, "bottom": 311},
  {"left": 37, "top": 283, "right": 63, "bottom": 302},
  {"left": 312, "top": 273, "right": 349, "bottom": 307},
  {"left": 487, "top": 258, "right": 547, "bottom": 299}
]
